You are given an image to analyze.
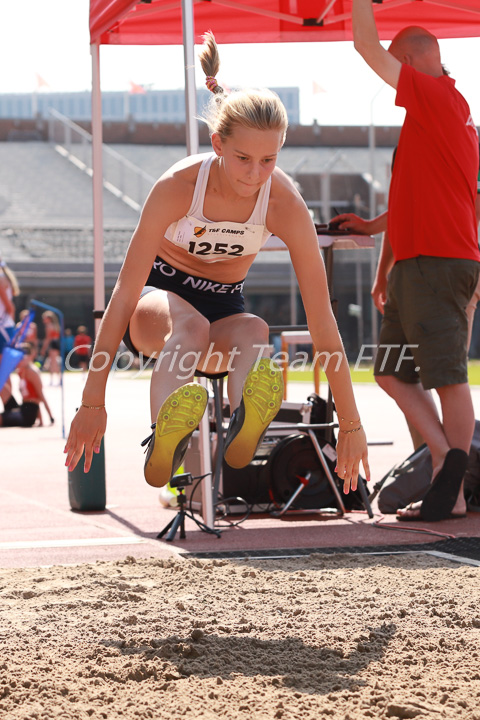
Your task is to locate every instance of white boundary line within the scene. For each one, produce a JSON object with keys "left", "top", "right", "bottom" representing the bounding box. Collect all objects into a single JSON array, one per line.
[
  {"left": 422, "top": 550, "right": 480, "bottom": 567},
  {"left": 0, "top": 488, "right": 131, "bottom": 536},
  {"left": 0, "top": 488, "right": 163, "bottom": 550},
  {"left": 0, "top": 537, "right": 148, "bottom": 550},
  {"left": 188, "top": 549, "right": 480, "bottom": 566}
]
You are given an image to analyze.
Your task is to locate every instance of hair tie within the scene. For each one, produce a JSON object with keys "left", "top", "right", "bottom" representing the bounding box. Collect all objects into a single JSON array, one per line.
[{"left": 205, "top": 76, "right": 218, "bottom": 93}]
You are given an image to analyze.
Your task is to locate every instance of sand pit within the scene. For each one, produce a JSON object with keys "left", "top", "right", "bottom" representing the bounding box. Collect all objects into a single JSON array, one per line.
[{"left": 1, "top": 552, "right": 480, "bottom": 719}]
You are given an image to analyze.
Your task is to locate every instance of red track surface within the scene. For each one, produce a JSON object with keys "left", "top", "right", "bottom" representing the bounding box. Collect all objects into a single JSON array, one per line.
[{"left": 1, "top": 372, "right": 479, "bottom": 568}]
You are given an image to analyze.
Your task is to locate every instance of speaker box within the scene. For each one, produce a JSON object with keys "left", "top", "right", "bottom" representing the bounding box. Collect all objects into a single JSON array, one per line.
[{"left": 221, "top": 436, "right": 281, "bottom": 505}]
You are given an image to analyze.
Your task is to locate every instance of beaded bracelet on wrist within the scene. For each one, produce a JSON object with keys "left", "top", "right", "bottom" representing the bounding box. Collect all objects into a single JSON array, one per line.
[
  {"left": 339, "top": 424, "right": 363, "bottom": 435},
  {"left": 81, "top": 401, "right": 105, "bottom": 410}
]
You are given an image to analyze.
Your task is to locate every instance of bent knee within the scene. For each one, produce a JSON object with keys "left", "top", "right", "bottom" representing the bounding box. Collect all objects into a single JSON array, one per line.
[
  {"left": 374, "top": 373, "right": 393, "bottom": 393},
  {"left": 174, "top": 314, "right": 210, "bottom": 348},
  {"left": 240, "top": 315, "right": 270, "bottom": 347}
]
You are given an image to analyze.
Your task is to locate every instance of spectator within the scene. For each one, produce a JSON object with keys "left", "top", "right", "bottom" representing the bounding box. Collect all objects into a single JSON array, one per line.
[
  {"left": 63, "top": 328, "right": 75, "bottom": 369},
  {"left": 73, "top": 325, "right": 92, "bottom": 372},
  {"left": 40, "top": 311, "right": 61, "bottom": 385},
  {"left": 64, "top": 328, "right": 75, "bottom": 355},
  {"left": 0, "top": 343, "right": 54, "bottom": 427},
  {"left": 16, "top": 309, "right": 39, "bottom": 358},
  {"left": 332, "top": 170, "right": 480, "bottom": 453},
  {"left": 0, "top": 257, "right": 20, "bottom": 398},
  {"left": 349, "top": 0, "right": 480, "bottom": 521}
]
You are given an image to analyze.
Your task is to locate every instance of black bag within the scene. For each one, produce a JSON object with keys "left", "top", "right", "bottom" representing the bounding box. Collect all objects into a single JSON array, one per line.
[
  {"left": 268, "top": 433, "right": 340, "bottom": 510},
  {"left": 307, "top": 392, "right": 336, "bottom": 446},
  {"left": 374, "top": 420, "right": 480, "bottom": 513},
  {"left": 464, "top": 421, "right": 480, "bottom": 512},
  {"left": 309, "top": 393, "right": 369, "bottom": 510},
  {"left": 374, "top": 444, "right": 432, "bottom": 513},
  {"left": 267, "top": 394, "right": 368, "bottom": 512}
]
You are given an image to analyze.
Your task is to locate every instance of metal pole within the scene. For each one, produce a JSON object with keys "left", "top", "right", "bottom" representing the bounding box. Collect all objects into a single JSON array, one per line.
[
  {"left": 369, "top": 85, "right": 384, "bottom": 218},
  {"left": 368, "top": 121, "right": 376, "bottom": 219},
  {"left": 321, "top": 171, "right": 331, "bottom": 224},
  {"left": 355, "top": 258, "right": 363, "bottom": 351},
  {"left": 289, "top": 264, "right": 297, "bottom": 326},
  {"left": 369, "top": 95, "right": 378, "bottom": 346},
  {"left": 288, "top": 159, "right": 306, "bottom": 327},
  {"left": 369, "top": 86, "right": 384, "bottom": 347},
  {"left": 91, "top": 42, "right": 105, "bottom": 337},
  {"left": 197, "top": 376, "right": 214, "bottom": 529},
  {"left": 180, "top": 1, "right": 212, "bottom": 527},
  {"left": 181, "top": 0, "right": 199, "bottom": 156}
]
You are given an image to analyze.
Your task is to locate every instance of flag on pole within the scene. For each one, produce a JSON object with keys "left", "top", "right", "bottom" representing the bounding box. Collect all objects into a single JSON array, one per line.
[
  {"left": 129, "top": 80, "right": 146, "bottom": 95},
  {"left": 312, "top": 81, "right": 326, "bottom": 95},
  {"left": 35, "top": 73, "right": 50, "bottom": 90}
]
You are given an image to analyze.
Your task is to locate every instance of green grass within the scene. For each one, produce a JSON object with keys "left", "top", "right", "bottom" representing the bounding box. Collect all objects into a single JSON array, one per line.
[
  {"left": 286, "top": 361, "right": 480, "bottom": 385},
  {"left": 104, "top": 360, "right": 480, "bottom": 385},
  {"left": 286, "top": 365, "right": 374, "bottom": 384},
  {"left": 468, "top": 361, "right": 480, "bottom": 385}
]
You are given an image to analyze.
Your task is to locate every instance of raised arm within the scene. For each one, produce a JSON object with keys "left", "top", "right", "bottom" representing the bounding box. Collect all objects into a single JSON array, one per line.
[
  {"left": 352, "top": 0, "right": 401, "bottom": 88},
  {"left": 268, "top": 175, "right": 370, "bottom": 490}
]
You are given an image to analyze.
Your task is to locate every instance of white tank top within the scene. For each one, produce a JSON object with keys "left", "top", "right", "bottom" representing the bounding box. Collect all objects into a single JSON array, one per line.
[{"left": 165, "top": 154, "right": 272, "bottom": 263}]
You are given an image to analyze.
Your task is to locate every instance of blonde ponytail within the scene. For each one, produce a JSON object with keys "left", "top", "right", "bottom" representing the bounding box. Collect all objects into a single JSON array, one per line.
[{"left": 198, "top": 31, "right": 288, "bottom": 143}]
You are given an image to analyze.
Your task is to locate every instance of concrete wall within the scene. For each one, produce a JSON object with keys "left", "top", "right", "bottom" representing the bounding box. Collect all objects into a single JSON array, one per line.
[{"left": 0, "top": 117, "right": 403, "bottom": 148}]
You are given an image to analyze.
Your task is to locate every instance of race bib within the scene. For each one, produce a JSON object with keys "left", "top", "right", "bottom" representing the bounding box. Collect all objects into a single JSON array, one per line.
[{"left": 171, "top": 216, "right": 264, "bottom": 262}]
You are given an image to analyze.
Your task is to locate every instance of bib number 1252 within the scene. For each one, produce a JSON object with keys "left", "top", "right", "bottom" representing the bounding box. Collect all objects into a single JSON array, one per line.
[{"left": 188, "top": 240, "right": 244, "bottom": 256}]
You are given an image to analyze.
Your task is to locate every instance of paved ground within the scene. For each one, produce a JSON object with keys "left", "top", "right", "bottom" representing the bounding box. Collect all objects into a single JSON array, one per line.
[{"left": 1, "top": 370, "right": 479, "bottom": 568}]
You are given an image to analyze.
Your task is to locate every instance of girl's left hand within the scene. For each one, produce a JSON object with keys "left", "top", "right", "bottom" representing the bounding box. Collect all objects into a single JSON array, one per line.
[{"left": 334, "top": 427, "right": 370, "bottom": 493}]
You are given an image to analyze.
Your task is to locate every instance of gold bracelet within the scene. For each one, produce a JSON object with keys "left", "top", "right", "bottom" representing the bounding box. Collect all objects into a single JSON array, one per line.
[
  {"left": 340, "top": 424, "right": 362, "bottom": 435},
  {"left": 340, "top": 416, "right": 361, "bottom": 425},
  {"left": 81, "top": 401, "right": 105, "bottom": 410}
]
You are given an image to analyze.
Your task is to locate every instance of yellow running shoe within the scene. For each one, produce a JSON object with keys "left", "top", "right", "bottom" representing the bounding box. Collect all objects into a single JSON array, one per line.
[
  {"left": 224, "top": 358, "right": 283, "bottom": 469},
  {"left": 142, "top": 384, "right": 208, "bottom": 488}
]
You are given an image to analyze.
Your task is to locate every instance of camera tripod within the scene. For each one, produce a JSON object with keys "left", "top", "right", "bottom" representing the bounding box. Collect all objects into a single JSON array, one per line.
[{"left": 157, "top": 473, "right": 222, "bottom": 542}]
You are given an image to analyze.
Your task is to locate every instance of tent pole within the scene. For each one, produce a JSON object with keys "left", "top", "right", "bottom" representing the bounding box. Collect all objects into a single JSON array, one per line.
[
  {"left": 181, "top": 0, "right": 199, "bottom": 156},
  {"left": 181, "top": 0, "right": 214, "bottom": 529},
  {"left": 91, "top": 41, "right": 105, "bottom": 337}
]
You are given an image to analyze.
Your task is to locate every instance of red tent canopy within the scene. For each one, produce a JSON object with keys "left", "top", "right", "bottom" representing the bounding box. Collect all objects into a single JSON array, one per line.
[{"left": 90, "top": 0, "right": 480, "bottom": 46}]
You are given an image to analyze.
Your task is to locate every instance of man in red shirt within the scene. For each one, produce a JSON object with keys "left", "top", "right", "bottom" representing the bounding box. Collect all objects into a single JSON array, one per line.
[
  {"left": 73, "top": 325, "right": 92, "bottom": 372},
  {"left": 352, "top": 0, "right": 480, "bottom": 521}
]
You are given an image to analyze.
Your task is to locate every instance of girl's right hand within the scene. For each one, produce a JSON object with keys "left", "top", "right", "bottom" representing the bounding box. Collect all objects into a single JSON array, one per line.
[{"left": 64, "top": 406, "right": 107, "bottom": 473}]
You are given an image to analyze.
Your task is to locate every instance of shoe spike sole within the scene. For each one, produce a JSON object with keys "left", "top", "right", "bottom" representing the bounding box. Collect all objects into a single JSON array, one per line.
[
  {"left": 224, "top": 359, "right": 283, "bottom": 469},
  {"left": 144, "top": 383, "right": 208, "bottom": 488}
]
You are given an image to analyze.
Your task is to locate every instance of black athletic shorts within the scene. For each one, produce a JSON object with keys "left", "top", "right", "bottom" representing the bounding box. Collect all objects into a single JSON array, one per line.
[{"left": 123, "top": 257, "right": 246, "bottom": 357}]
